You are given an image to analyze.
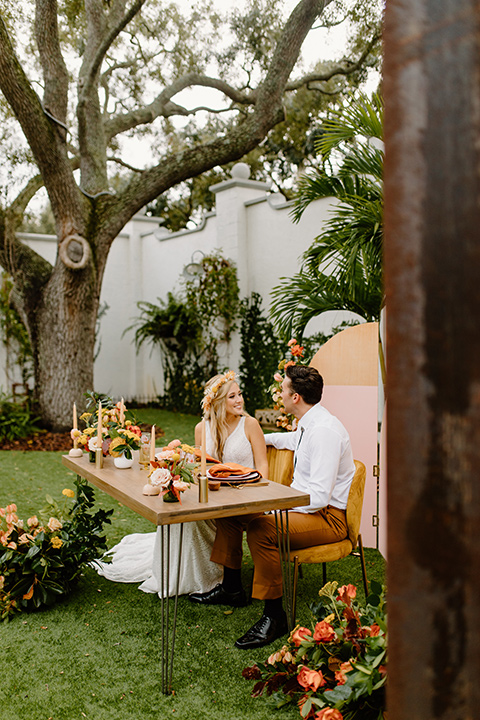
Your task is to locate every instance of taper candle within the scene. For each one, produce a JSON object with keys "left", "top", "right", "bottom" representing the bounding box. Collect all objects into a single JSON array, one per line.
[
  {"left": 150, "top": 424, "right": 156, "bottom": 463},
  {"left": 120, "top": 397, "right": 125, "bottom": 426},
  {"left": 200, "top": 417, "right": 206, "bottom": 476},
  {"left": 97, "top": 401, "right": 102, "bottom": 447},
  {"left": 73, "top": 402, "right": 77, "bottom": 431}
]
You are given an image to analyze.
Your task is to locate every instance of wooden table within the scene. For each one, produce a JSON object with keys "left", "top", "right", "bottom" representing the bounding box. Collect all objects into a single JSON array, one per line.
[{"left": 62, "top": 453, "right": 310, "bottom": 691}]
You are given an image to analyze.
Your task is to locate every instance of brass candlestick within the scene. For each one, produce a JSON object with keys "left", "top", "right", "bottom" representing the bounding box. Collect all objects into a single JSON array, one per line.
[
  {"left": 198, "top": 474, "right": 208, "bottom": 503},
  {"left": 95, "top": 447, "right": 104, "bottom": 469}
]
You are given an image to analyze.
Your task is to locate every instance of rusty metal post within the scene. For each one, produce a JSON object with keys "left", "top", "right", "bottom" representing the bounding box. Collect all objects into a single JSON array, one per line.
[{"left": 383, "top": 1, "right": 480, "bottom": 718}]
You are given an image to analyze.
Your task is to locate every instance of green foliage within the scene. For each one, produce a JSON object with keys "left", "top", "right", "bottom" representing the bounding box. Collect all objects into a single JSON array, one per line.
[
  {"left": 0, "top": 392, "right": 41, "bottom": 441},
  {"left": 0, "top": 273, "right": 34, "bottom": 386},
  {"left": 0, "top": 478, "right": 113, "bottom": 620},
  {"left": 239, "top": 293, "right": 283, "bottom": 414},
  {"left": 270, "top": 93, "right": 384, "bottom": 338},
  {"left": 244, "top": 580, "right": 387, "bottom": 720},
  {"left": 129, "top": 252, "right": 240, "bottom": 413}
]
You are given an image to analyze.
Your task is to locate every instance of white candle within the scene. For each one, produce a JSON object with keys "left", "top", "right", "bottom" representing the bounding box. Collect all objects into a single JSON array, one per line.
[
  {"left": 97, "top": 401, "right": 102, "bottom": 447},
  {"left": 73, "top": 403, "right": 77, "bottom": 431},
  {"left": 120, "top": 397, "right": 125, "bottom": 426},
  {"left": 200, "top": 417, "right": 206, "bottom": 476},
  {"left": 150, "top": 424, "right": 155, "bottom": 463}
]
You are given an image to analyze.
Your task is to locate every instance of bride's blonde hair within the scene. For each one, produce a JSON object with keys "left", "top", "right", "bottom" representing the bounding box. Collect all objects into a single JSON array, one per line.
[{"left": 202, "top": 371, "right": 245, "bottom": 461}]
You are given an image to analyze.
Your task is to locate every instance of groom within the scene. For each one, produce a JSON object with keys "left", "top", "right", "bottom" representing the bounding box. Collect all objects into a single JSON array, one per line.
[{"left": 189, "top": 364, "right": 355, "bottom": 649}]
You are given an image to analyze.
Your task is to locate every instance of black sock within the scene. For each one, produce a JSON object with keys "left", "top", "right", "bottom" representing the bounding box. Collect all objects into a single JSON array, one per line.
[
  {"left": 264, "top": 597, "right": 284, "bottom": 619},
  {"left": 222, "top": 567, "right": 242, "bottom": 593}
]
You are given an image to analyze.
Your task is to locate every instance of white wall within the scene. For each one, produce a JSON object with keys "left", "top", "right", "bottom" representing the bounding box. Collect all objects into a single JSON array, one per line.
[{"left": 0, "top": 164, "right": 337, "bottom": 401}]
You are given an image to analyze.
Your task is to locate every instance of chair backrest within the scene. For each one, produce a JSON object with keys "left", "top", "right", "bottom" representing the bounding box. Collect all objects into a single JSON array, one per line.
[
  {"left": 346, "top": 460, "right": 366, "bottom": 546},
  {"left": 266, "top": 446, "right": 294, "bottom": 485}
]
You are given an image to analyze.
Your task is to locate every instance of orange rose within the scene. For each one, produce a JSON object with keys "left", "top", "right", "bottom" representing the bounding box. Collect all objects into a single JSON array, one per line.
[
  {"left": 290, "top": 626, "right": 312, "bottom": 647},
  {"left": 313, "top": 621, "right": 336, "bottom": 643},
  {"left": 47, "top": 517, "right": 63, "bottom": 532},
  {"left": 334, "top": 661, "right": 353, "bottom": 685},
  {"left": 315, "top": 709, "right": 344, "bottom": 720},
  {"left": 337, "top": 584, "right": 357, "bottom": 605},
  {"left": 297, "top": 666, "right": 325, "bottom": 691}
]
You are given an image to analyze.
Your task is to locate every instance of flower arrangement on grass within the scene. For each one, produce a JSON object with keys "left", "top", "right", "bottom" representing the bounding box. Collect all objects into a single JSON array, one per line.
[
  {"left": 243, "top": 581, "right": 387, "bottom": 720},
  {"left": 269, "top": 338, "right": 307, "bottom": 431},
  {"left": 0, "top": 479, "right": 113, "bottom": 620},
  {"left": 148, "top": 439, "right": 197, "bottom": 502}
]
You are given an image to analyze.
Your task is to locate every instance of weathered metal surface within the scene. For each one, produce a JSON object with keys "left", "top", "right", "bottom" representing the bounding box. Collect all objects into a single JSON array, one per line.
[{"left": 383, "top": 1, "right": 480, "bottom": 718}]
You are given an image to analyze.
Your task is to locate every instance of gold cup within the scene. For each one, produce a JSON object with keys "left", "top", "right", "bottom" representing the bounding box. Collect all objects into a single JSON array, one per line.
[{"left": 95, "top": 447, "right": 104, "bottom": 469}]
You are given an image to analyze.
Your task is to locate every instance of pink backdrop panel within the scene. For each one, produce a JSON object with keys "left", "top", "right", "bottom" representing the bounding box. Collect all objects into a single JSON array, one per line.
[{"left": 321, "top": 384, "right": 378, "bottom": 548}]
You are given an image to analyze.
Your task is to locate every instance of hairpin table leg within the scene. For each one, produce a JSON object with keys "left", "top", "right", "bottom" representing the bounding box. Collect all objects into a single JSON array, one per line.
[{"left": 275, "top": 509, "right": 294, "bottom": 630}]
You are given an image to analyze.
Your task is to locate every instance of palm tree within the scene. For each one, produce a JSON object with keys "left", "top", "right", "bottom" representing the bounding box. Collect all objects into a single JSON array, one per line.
[{"left": 270, "top": 92, "right": 384, "bottom": 339}]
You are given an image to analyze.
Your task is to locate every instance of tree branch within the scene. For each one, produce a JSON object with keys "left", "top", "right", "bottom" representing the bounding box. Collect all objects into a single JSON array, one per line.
[{"left": 35, "top": 0, "right": 69, "bottom": 132}]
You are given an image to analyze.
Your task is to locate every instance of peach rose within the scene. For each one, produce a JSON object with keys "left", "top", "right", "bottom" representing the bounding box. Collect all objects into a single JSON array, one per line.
[
  {"left": 0, "top": 507, "right": 6, "bottom": 517},
  {"left": 6, "top": 504, "right": 17, "bottom": 513},
  {"left": 337, "top": 584, "right": 357, "bottom": 605},
  {"left": 297, "top": 666, "right": 325, "bottom": 692},
  {"left": 315, "top": 709, "right": 344, "bottom": 720},
  {"left": 334, "top": 661, "right": 353, "bottom": 685},
  {"left": 167, "top": 439, "right": 182, "bottom": 449},
  {"left": 287, "top": 338, "right": 297, "bottom": 347},
  {"left": 7, "top": 541, "right": 17, "bottom": 550},
  {"left": 0, "top": 575, "right": 4, "bottom": 591},
  {"left": 290, "top": 626, "right": 312, "bottom": 647},
  {"left": 313, "top": 621, "right": 336, "bottom": 643},
  {"left": 274, "top": 372, "right": 283, "bottom": 383},
  {"left": 47, "top": 517, "right": 63, "bottom": 532}
]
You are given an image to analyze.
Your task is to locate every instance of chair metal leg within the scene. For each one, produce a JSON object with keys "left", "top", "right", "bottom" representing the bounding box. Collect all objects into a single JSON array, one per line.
[
  {"left": 357, "top": 533, "right": 369, "bottom": 599},
  {"left": 292, "top": 556, "right": 299, "bottom": 623}
]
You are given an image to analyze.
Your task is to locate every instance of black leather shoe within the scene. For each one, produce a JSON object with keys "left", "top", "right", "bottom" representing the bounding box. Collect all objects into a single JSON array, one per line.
[
  {"left": 234, "top": 612, "right": 288, "bottom": 649},
  {"left": 188, "top": 583, "right": 248, "bottom": 607}
]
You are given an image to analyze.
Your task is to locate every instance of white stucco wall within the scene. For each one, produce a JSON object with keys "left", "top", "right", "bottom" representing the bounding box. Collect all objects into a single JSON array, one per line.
[{"left": 1, "top": 166, "right": 339, "bottom": 401}]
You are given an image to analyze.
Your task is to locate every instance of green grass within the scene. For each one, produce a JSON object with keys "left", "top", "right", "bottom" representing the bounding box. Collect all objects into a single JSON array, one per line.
[{"left": 1, "top": 411, "right": 386, "bottom": 720}]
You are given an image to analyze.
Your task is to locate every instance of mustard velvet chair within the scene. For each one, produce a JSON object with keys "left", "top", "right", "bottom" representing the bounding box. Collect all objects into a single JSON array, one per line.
[{"left": 289, "top": 459, "right": 368, "bottom": 617}]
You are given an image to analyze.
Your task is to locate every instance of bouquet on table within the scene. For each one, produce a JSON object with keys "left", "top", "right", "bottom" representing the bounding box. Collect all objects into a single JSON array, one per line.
[
  {"left": 147, "top": 440, "right": 197, "bottom": 502},
  {"left": 243, "top": 581, "right": 387, "bottom": 720},
  {"left": 71, "top": 392, "right": 142, "bottom": 458}
]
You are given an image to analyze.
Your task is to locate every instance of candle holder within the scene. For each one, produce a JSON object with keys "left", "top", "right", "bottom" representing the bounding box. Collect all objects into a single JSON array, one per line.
[
  {"left": 95, "top": 447, "right": 104, "bottom": 469},
  {"left": 198, "top": 474, "right": 208, "bottom": 503},
  {"left": 69, "top": 442, "right": 83, "bottom": 457}
]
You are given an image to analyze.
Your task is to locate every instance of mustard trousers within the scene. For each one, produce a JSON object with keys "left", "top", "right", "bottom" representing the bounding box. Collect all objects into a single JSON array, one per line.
[{"left": 210, "top": 506, "right": 347, "bottom": 600}]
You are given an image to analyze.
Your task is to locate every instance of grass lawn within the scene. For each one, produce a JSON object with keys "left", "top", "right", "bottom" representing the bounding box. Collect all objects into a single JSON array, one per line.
[{"left": 1, "top": 410, "right": 385, "bottom": 720}]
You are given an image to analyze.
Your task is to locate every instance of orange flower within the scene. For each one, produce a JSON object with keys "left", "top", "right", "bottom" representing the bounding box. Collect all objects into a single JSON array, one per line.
[
  {"left": 337, "top": 584, "right": 357, "bottom": 605},
  {"left": 315, "top": 709, "right": 344, "bottom": 720},
  {"left": 287, "top": 338, "right": 297, "bottom": 347},
  {"left": 6, "top": 504, "right": 17, "bottom": 513},
  {"left": 290, "top": 625, "right": 312, "bottom": 647},
  {"left": 284, "top": 360, "right": 296, "bottom": 369},
  {"left": 334, "top": 661, "right": 353, "bottom": 685},
  {"left": 313, "top": 620, "right": 336, "bottom": 643},
  {"left": 290, "top": 344, "right": 304, "bottom": 357},
  {"left": 298, "top": 666, "right": 325, "bottom": 692},
  {"left": 27, "top": 516, "right": 39, "bottom": 528},
  {"left": 47, "top": 517, "right": 63, "bottom": 532}
]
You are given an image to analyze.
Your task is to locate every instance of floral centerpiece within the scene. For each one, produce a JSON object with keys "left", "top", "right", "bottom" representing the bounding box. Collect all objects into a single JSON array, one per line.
[
  {"left": 269, "top": 338, "right": 307, "bottom": 431},
  {"left": 243, "top": 581, "right": 387, "bottom": 720},
  {"left": 148, "top": 439, "right": 197, "bottom": 502},
  {"left": 71, "top": 393, "right": 142, "bottom": 459},
  {"left": 0, "top": 479, "right": 113, "bottom": 620}
]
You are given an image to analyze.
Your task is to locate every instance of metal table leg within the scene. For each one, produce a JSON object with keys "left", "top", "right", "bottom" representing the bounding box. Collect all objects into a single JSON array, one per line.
[
  {"left": 159, "top": 523, "right": 184, "bottom": 694},
  {"left": 274, "top": 509, "right": 294, "bottom": 630}
]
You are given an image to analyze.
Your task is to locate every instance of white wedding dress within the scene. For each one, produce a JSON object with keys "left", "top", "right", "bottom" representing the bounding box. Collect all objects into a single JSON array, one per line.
[{"left": 94, "top": 417, "right": 255, "bottom": 597}]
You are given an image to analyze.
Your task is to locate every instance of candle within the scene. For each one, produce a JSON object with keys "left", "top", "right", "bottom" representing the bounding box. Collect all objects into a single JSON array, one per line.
[
  {"left": 97, "top": 401, "right": 102, "bottom": 447},
  {"left": 150, "top": 424, "right": 156, "bottom": 463},
  {"left": 73, "top": 402, "right": 77, "bottom": 431},
  {"left": 200, "top": 417, "right": 206, "bottom": 476},
  {"left": 120, "top": 397, "right": 125, "bottom": 426}
]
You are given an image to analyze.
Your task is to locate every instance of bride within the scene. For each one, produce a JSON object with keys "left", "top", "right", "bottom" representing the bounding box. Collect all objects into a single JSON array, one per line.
[{"left": 94, "top": 370, "right": 268, "bottom": 597}]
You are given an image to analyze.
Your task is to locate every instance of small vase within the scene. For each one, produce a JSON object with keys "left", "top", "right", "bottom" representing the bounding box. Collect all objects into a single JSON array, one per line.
[
  {"left": 162, "top": 488, "right": 179, "bottom": 503},
  {"left": 114, "top": 453, "right": 134, "bottom": 469},
  {"left": 89, "top": 450, "right": 96, "bottom": 463}
]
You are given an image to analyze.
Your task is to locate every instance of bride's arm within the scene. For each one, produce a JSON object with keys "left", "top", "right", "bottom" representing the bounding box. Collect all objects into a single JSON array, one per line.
[{"left": 244, "top": 416, "right": 269, "bottom": 479}]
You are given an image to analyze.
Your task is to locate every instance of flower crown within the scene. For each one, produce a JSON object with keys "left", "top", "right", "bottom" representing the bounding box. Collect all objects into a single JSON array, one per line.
[{"left": 202, "top": 370, "right": 237, "bottom": 414}]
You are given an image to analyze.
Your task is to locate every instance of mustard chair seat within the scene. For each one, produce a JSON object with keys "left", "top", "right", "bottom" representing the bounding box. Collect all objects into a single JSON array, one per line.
[{"left": 266, "top": 446, "right": 294, "bottom": 485}]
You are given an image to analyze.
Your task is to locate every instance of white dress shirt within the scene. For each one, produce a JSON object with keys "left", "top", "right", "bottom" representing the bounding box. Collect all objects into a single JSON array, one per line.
[{"left": 265, "top": 403, "right": 355, "bottom": 513}]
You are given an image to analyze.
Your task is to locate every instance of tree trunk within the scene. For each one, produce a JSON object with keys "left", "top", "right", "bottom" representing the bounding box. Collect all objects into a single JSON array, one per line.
[{"left": 33, "top": 264, "right": 98, "bottom": 431}]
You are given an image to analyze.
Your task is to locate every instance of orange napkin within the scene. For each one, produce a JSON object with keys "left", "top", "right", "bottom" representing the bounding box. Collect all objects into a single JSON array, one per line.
[
  {"left": 193, "top": 448, "right": 220, "bottom": 464},
  {"left": 208, "top": 463, "right": 261, "bottom": 479}
]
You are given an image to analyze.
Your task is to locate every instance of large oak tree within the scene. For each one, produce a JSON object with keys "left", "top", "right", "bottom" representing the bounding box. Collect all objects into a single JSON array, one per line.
[{"left": 0, "top": 0, "right": 380, "bottom": 429}]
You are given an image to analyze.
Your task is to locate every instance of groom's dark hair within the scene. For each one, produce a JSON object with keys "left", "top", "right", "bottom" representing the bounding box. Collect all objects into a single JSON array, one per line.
[{"left": 286, "top": 365, "right": 323, "bottom": 405}]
